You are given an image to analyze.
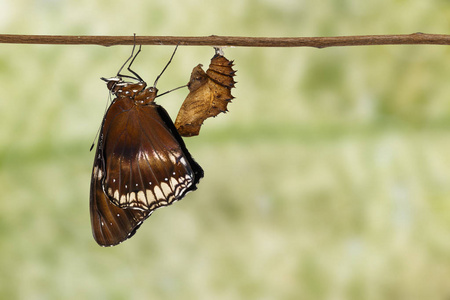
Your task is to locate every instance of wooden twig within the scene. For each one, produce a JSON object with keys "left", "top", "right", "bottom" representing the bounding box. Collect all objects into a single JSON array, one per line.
[{"left": 0, "top": 33, "right": 449, "bottom": 48}]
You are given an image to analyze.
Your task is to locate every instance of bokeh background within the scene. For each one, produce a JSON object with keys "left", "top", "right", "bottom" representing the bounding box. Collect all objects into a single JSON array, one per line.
[{"left": 1, "top": 0, "right": 450, "bottom": 299}]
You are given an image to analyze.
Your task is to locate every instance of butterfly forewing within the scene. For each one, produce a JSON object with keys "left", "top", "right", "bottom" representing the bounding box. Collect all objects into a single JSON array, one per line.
[{"left": 90, "top": 82, "right": 203, "bottom": 247}]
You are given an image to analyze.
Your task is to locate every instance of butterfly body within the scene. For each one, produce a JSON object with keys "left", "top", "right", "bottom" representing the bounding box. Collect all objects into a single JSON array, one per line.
[{"left": 90, "top": 78, "right": 203, "bottom": 246}]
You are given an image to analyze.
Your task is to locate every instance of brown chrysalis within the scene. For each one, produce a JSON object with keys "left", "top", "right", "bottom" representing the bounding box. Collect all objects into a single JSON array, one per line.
[{"left": 174, "top": 48, "right": 236, "bottom": 137}]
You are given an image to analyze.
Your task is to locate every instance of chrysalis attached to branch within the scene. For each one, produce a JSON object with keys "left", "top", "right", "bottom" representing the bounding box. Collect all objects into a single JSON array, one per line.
[{"left": 175, "top": 48, "right": 236, "bottom": 137}]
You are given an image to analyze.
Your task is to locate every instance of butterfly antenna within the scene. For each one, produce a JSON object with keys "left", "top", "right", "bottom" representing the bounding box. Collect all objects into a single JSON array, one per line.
[{"left": 153, "top": 44, "right": 179, "bottom": 88}]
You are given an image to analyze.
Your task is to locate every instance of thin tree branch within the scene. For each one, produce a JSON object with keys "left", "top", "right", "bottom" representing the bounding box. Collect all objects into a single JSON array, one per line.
[{"left": 0, "top": 33, "right": 450, "bottom": 48}]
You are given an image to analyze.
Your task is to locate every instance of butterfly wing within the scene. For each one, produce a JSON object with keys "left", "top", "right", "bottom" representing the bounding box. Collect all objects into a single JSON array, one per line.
[
  {"left": 102, "top": 98, "right": 203, "bottom": 210},
  {"left": 90, "top": 96, "right": 203, "bottom": 246},
  {"left": 90, "top": 149, "right": 151, "bottom": 246}
]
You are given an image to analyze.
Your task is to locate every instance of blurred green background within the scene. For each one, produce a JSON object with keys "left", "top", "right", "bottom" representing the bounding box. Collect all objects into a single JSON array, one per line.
[{"left": 1, "top": 0, "right": 450, "bottom": 299}]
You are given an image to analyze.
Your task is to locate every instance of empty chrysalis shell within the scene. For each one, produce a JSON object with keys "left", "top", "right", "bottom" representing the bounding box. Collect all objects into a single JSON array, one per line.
[{"left": 174, "top": 48, "right": 236, "bottom": 137}]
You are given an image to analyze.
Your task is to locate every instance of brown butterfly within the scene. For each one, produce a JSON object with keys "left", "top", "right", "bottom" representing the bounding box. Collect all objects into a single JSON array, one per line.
[{"left": 90, "top": 45, "right": 203, "bottom": 246}]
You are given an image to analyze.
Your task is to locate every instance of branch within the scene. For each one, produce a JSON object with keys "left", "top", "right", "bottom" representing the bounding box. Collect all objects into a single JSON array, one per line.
[{"left": 1, "top": 33, "right": 450, "bottom": 48}]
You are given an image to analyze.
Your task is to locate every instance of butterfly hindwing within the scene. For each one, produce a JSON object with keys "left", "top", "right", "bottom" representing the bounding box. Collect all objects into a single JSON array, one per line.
[{"left": 90, "top": 137, "right": 151, "bottom": 246}]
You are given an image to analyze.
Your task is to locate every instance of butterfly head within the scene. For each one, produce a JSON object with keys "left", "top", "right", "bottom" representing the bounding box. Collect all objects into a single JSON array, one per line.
[
  {"left": 101, "top": 77, "right": 158, "bottom": 104},
  {"left": 101, "top": 77, "right": 123, "bottom": 92}
]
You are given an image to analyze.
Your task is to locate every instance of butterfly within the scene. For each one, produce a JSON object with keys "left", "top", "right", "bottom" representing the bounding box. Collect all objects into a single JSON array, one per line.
[{"left": 90, "top": 44, "right": 204, "bottom": 246}]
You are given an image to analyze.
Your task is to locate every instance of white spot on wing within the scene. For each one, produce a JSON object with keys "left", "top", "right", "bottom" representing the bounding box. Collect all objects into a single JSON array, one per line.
[
  {"left": 94, "top": 166, "right": 103, "bottom": 179},
  {"left": 146, "top": 189, "right": 154, "bottom": 202},
  {"left": 160, "top": 182, "right": 172, "bottom": 197},
  {"left": 137, "top": 191, "right": 146, "bottom": 205},
  {"left": 169, "top": 155, "right": 177, "bottom": 164},
  {"left": 180, "top": 157, "right": 187, "bottom": 166},
  {"left": 185, "top": 175, "right": 194, "bottom": 184},
  {"left": 153, "top": 186, "right": 165, "bottom": 201},
  {"left": 170, "top": 178, "right": 178, "bottom": 189},
  {"left": 129, "top": 192, "right": 136, "bottom": 203}
]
